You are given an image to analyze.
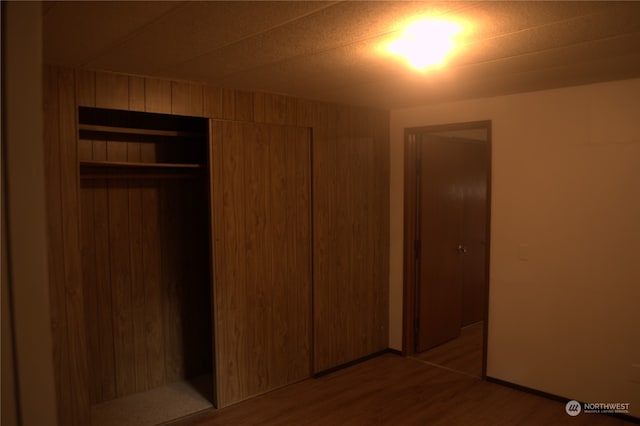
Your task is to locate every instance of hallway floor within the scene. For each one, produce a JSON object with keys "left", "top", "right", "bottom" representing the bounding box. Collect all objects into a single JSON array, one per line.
[{"left": 410, "top": 321, "right": 483, "bottom": 378}]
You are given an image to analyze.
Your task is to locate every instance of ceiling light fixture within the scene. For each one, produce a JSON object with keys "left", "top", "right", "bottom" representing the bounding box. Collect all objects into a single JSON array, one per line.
[{"left": 385, "top": 18, "right": 463, "bottom": 71}]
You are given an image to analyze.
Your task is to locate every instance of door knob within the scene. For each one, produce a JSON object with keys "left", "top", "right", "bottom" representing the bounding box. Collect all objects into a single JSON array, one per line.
[{"left": 456, "top": 244, "right": 467, "bottom": 253}]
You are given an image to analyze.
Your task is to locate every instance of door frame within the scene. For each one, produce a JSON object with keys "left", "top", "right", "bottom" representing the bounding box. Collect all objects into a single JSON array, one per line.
[{"left": 402, "top": 120, "right": 492, "bottom": 378}]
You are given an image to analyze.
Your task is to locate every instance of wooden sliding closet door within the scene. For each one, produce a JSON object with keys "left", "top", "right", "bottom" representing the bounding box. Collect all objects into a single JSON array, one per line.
[{"left": 210, "top": 120, "right": 311, "bottom": 407}]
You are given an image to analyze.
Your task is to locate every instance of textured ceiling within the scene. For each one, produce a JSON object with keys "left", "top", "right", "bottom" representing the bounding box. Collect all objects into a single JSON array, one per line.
[{"left": 43, "top": 1, "right": 640, "bottom": 109}]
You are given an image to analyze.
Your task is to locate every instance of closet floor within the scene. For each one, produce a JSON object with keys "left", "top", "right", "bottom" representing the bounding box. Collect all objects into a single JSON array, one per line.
[{"left": 91, "top": 375, "right": 214, "bottom": 426}]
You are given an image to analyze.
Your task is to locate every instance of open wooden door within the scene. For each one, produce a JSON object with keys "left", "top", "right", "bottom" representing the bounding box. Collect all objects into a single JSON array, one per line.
[
  {"left": 415, "top": 135, "right": 464, "bottom": 352},
  {"left": 415, "top": 134, "right": 488, "bottom": 353},
  {"left": 460, "top": 141, "right": 488, "bottom": 326}
]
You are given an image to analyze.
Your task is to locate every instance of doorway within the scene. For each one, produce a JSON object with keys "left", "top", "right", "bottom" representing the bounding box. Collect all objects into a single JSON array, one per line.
[{"left": 402, "top": 121, "right": 491, "bottom": 378}]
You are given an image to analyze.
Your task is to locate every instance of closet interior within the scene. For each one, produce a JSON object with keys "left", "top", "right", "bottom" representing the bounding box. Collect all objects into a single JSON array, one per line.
[{"left": 77, "top": 107, "right": 215, "bottom": 425}]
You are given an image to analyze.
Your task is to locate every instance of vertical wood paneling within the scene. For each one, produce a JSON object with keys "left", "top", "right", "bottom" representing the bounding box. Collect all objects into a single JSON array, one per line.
[
  {"left": 43, "top": 65, "right": 73, "bottom": 425},
  {"left": 93, "top": 137, "right": 108, "bottom": 162},
  {"left": 276, "top": 123, "right": 311, "bottom": 384},
  {"left": 79, "top": 181, "right": 100, "bottom": 403},
  {"left": 235, "top": 91, "right": 254, "bottom": 122},
  {"left": 263, "top": 93, "right": 296, "bottom": 125},
  {"left": 128, "top": 181, "right": 147, "bottom": 392},
  {"left": 222, "top": 89, "right": 236, "bottom": 120},
  {"left": 205, "top": 87, "right": 236, "bottom": 120},
  {"left": 107, "top": 179, "right": 136, "bottom": 396},
  {"left": 295, "top": 99, "right": 316, "bottom": 128},
  {"left": 127, "top": 77, "right": 148, "bottom": 392},
  {"left": 204, "top": 87, "right": 221, "bottom": 119},
  {"left": 213, "top": 121, "right": 248, "bottom": 405},
  {"left": 161, "top": 181, "right": 185, "bottom": 383},
  {"left": 204, "top": 86, "right": 222, "bottom": 119},
  {"left": 101, "top": 74, "right": 129, "bottom": 164},
  {"left": 290, "top": 127, "right": 313, "bottom": 380},
  {"left": 77, "top": 138, "right": 93, "bottom": 162},
  {"left": 79, "top": 178, "right": 212, "bottom": 402},
  {"left": 74, "top": 72, "right": 213, "bottom": 405},
  {"left": 92, "top": 181, "right": 117, "bottom": 401},
  {"left": 244, "top": 123, "right": 271, "bottom": 394},
  {"left": 143, "top": 77, "right": 171, "bottom": 162},
  {"left": 213, "top": 120, "right": 311, "bottom": 407},
  {"left": 128, "top": 76, "right": 145, "bottom": 113},
  {"left": 58, "top": 68, "right": 91, "bottom": 425},
  {"left": 269, "top": 127, "right": 288, "bottom": 385},
  {"left": 348, "top": 108, "right": 365, "bottom": 354},
  {"left": 291, "top": 116, "right": 315, "bottom": 379},
  {"left": 364, "top": 148, "right": 377, "bottom": 352},
  {"left": 373, "top": 110, "right": 390, "bottom": 350},
  {"left": 96, "top": 73, "right": 136, "bottom": 398},
  {"left": 172, "top": 81, "right": 204, "bottom": 116},
  {"left": 335, "top": 104, "right": 353, "bottom": 365},
  {"left": 311, "top": 102, "right": 335, "bottom": 372},
  {"left": 313, "top": 105, "right": 348, "bottom": 371},
  {"left": 145, "top": 78, "right": 172, "bottom": 114},
  {"left": 96, "top": 72, "right": 128, "bottom": 110},
  {"left": 312, "top": 103, "right": 390, "bottom": 373},
  {"left": 75, "top": 69, "right": 95, "bottom": 107},
  {"left": 253, "top": 92, "right": 265, "bottom": 123},
  {"left": 140, "top": 181, "right": 165, "bottom": 389},
  {"left": 127, "top": 76, "right": 145, "bottom": 162},
  {"left": 76, "top": 70, "right": 119, "bottom": 402},
  {"left": 46, "top": 67, "right": 390, "bottom": 421},
  {"left": 356, "top": 110, "right": 377, "bottom": 353},
  {"left": 76, "top": 70, "right": 95, "bottom": 161}
]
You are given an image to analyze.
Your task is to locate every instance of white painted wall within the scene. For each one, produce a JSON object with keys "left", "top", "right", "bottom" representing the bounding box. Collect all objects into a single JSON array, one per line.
[{"left": 389, "top": 79, "right": 640, "bottom": 416}]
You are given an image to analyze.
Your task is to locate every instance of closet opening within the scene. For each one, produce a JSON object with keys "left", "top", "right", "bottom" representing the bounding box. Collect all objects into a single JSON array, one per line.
[{"left": 77, "top": 107, "right": 215, "bottom": 425}]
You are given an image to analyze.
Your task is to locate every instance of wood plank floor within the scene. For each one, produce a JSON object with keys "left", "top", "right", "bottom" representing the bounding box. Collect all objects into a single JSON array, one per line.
[
  {"left": 410, "top": 321, "right": 483, "bottom": 378},
  {"left": 170, "top": 353, "right": 635, "bottom": 425}
]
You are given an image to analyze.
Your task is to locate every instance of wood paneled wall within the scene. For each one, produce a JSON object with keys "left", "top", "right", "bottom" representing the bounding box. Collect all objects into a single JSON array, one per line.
[
  {"left": 43, "top": 66, "right": 389, "bottom": 423},
  {"left": 211, "top": 120, "right": 312, "bottom": 406},
  {"left": 77, "top": 70, "right": 213, "bottom": 405},
  {"left": 311, "top": 104, "right": 390, "bottom": 372},
  {"left": 79, "top": 178, "right": 212, "bottom": 403},
  {"left": 44, "top": 66, "right": 90, "bottom": 426}
]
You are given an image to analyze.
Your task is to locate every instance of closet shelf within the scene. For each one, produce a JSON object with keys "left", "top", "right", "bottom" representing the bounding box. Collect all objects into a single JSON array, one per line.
[
  {"left": 80, "top": 173, "right": 200, "bottom": 180},
  {"left": 79, "top": 161, "right": 205, "bottom": 180},
  {"left": 79, "top": 123, "right": 203, "bottom": 138},
  {"left": 80, "top": 160, "right": 204, "bottom": 169}
]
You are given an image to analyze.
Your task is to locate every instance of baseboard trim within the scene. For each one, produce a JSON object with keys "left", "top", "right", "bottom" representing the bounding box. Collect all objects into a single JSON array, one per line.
[
  {"left": 313, "top": 349, "right": 399, "bottom": 378},
  {"left": 487, "top": 376, "right": 640, "bottom": 424}
]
